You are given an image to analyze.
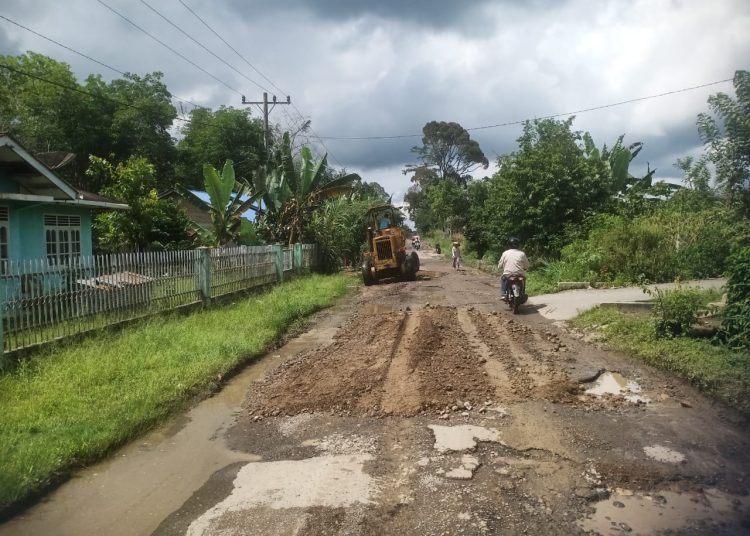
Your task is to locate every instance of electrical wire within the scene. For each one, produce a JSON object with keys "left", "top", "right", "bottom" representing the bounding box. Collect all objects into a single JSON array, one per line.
[
  {"left": 316, "top": 78, "right": 735, "bottom": 140},
  {"left": 178, "top": 0, "right": 287, "bottom": 98},
  {"left": 138, "top": 0, "right": 271, "bottom": 94},
  {"left": 0, "top": 13, "right": 202, "bottom": 110},
  {"left": 96, "top": 0, "right": 243, "bottom": 97},
  {"left": 176, "top": 0, "right": 345, "bottom": 167}
]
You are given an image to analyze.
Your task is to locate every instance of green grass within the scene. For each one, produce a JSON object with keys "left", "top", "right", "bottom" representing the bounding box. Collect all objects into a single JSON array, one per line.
[
  {"left": 0, "top": 273, "right": 353, "bottom": 510},
  {"left": 570, "top": 307, "right": 750, "bottom": 415}
]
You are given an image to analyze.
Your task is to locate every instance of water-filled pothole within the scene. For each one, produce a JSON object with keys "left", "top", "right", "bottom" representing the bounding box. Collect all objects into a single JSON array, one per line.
[
  {"left": 579, "top": 488, "right": 750, "bottom": 535},
  {"left": 584, "top": 371, "right": 649, "bottom": 403}
]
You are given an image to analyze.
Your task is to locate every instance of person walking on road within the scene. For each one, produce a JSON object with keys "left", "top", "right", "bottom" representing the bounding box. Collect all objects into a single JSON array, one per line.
[
  {"left": 498, "top": 237, "right": 529, "bottom": 301},
  {"left": 452, "top": 241, "right": 462, "bottom": 269}
]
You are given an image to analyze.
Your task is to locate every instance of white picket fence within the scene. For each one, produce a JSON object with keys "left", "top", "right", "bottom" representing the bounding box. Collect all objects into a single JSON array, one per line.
[{"left": 0, "top": 244, "right": 317, "bottom": 355}]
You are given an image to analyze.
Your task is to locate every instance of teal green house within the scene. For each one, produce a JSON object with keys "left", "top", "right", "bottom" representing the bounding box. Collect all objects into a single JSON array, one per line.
[{"left": 0, "top": 134, "right": 128, "bottom": 272}]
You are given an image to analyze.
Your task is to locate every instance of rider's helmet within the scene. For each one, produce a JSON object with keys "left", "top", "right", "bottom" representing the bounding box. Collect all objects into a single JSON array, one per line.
[{"left": 508, "top": 237, "right": 520, "bottom": 248}]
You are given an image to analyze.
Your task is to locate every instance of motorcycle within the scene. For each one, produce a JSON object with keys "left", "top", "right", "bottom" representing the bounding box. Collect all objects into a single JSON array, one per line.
[{"left": 506, "top": 273, "right": 528, "bottom": 314}]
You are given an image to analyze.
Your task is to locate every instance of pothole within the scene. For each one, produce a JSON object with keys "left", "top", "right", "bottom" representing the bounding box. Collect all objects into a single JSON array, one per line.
[
  {"left": 643, "top": 445, "right": 686, "bottom": 464},
  {"left": 186, "top": 455, "right": 377, "bottom": 536},
  {"left": 428, "top": 424, "right": 503, "bottom": 453},
  {"left": 578, "top": 488, "right": 750, "bottom": 535},
  {"left": 584, "top": 371, "right": 650, "bottom": 404}
]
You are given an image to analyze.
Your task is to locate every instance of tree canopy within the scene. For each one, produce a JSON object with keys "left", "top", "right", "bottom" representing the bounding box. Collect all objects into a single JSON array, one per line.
[
  {"left": 697, "top": 70, "right": 750, "bottom": 216},
  {"left": 89, "top": 156, "right": 191, "bottom": 252},
  {"left": 0, "top": 52, "right": 177, "bottom": 190},
  {"left": 177, "top": 106, "right": 266, "bottom": 190},
  {"left": 404, "top": 121, "right": 488, "bottom": 184}
]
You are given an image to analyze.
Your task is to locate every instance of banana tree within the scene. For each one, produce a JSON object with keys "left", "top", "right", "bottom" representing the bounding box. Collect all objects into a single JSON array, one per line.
[
  {"left": 202, "top": 160, "right": 263, "bottom": 246},
  {"left": 583, "top": 133, "right": 655, "bottom": 194},
  {"left": 254, "top": 133, "right": 361, "bottom": 244}
]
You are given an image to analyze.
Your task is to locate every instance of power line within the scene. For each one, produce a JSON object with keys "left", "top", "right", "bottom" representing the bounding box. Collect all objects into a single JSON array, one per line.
[
  {"left": 176, "top": 0, "right": 345, "bottom": 167},
  {"left": 0, "top": 62, "right": 191, "bottom": 123},
  {"left": 138, "top": 0, "right": 270, "bottom": 94},
  {"left": 96, "top": 0, "right": 243, "bottom": 97},
  {"left": 317, "top": 77, "right": 735, "bottom": 140},
  {"left": 0, "top": 13, "right": 203, "bottom": 110},
  {"left": 177, "top": 0, "right": 287, "bottom": 98}
]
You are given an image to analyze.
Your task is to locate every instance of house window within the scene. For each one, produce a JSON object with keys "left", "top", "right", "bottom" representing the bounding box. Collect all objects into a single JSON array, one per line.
[
  {"left": 0, "top": 207, "right": 8, "bottom": 274},
  {"left": 44, "top": 214, "right": 81, "bottom": 265}
]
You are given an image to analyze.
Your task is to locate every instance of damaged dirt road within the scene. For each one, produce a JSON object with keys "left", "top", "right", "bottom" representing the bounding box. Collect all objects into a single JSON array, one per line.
[{"left": 4, "top": 250, "right": 750, "bottom": 536}]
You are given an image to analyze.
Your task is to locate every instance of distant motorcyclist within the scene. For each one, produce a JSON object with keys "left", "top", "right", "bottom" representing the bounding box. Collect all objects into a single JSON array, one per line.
[{"left": 498, "top": 237, "right": 529, "bottom": 301}]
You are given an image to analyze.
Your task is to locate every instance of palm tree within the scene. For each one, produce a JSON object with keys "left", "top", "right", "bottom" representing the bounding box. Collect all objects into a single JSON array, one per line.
[
  {"left": 202, "top": 160, "right": 262, "bottom": 246},
  {"left": 254, "top": 133, "right": 360, "bottom": 244}
]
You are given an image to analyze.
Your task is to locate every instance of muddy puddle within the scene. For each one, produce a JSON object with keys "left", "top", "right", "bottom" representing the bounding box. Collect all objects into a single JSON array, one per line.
[
  {"left": 585, "top": 371, "right": 650, "bottom": 403},
  {"left": 579, "top": 488, "right": 750, "bottom": 535},
  {"left": 0, "top": 319, "right": 343, "bottom": 536}
]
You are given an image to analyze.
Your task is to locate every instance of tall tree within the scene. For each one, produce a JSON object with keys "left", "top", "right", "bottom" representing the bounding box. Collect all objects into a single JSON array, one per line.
[
  {"left": 352, "top": 180, "right": 390, "bottom": 201},
  {"left": 404, "top": 121, "right": 488, "bottom": 184},
  {"left": 0, "top": 52, "right": 78, "bottom": 153},
  {"left": 177, "top": 106, "right": 266, "bottom": 190},
  {"left": 0, "top": 52, "right": 178, "bottom": 190},
  {"left": 76, "top": 72, "right": 177, "bottom": 189},
  {"left": 481, "top": 118, "right": 612, "bottom": 256},
  {"left": 697, "top": 70, "right": 750, "bottom": 216}
]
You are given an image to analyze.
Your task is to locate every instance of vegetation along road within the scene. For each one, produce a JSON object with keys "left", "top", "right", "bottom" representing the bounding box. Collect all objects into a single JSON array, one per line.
[{"left": 2, "top": 248, "right": 748, "bottom": 536}]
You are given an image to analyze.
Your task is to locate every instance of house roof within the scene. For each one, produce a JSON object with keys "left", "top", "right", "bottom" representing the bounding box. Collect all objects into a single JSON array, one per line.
[
  {"left": 159, "top": 185, "right": 257, "bottom": 220},
  {"left": 0, "top": 134, "right": 128, "bottom": 210}
]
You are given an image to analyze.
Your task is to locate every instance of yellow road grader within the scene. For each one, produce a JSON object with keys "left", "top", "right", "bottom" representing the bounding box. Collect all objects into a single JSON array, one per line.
[{"left": 361, "top": 205, "right": 419, "bottom": 285}]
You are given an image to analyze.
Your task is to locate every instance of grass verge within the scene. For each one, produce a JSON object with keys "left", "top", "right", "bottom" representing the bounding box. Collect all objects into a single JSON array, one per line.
[
  {"left": 570, "top": 307, "right": 750, "bottom": 416},
  {"left": 0, "top": 273, "right": 353, "bottom": 512}
]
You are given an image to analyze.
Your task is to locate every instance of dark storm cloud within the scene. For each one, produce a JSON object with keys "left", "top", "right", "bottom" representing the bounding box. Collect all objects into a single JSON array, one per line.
[
  {"left": 631, "top": 121, "right": 704, "bottom": 179},
  {"left": 226, "top": 0, "right": 523, "bottom": 28}
]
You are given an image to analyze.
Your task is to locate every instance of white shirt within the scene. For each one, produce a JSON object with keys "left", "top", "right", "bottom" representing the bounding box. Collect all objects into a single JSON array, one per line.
[{"left": 498, "top": 248, "right": 529, "bottom": 275}]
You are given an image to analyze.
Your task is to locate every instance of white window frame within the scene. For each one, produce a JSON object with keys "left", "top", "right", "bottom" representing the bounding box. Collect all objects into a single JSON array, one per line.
[
  {"left": 44, "top": 214, "right": 82, "bottom": 266},
  {"left": 0, "top": 206, "right": 8, "bottom": 275}
]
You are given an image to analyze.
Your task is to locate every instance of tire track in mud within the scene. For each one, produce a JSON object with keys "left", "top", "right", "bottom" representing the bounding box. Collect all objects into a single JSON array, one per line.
[
  {"left": 455, "top": 307, "right": 514, "bottom": 401},
  {"left": 381, "top": 311, "right": 423, "bottom": 415},
  {"left": 408, "top": 306, "right": 496, "bottom": 409},
  {"left": 245, "top": 311, "right": 404, "bottom": 417},
  {"left": 469, "top": 311, "right": 574, "bottom": 403}
]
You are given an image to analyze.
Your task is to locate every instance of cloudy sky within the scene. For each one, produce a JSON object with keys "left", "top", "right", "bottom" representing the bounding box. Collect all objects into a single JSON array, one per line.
[{"left": 1, "top": 0, "right": 749, "bottom": 200}]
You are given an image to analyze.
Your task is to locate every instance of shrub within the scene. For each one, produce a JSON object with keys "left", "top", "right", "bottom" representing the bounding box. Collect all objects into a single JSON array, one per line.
[
  {"left": 646, "top": 286, "right": 706, "bottom": 338},
  {"left": 721, "top": 247, "right": 750, "bottom": 351},
  {"left": 481, "top": 250, "right": 499, "bottom": 266}
]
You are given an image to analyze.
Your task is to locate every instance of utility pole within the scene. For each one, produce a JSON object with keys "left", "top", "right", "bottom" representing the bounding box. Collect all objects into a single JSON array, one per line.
[{"left": 242, "top": 92, "right": 291, "bottom": 148}]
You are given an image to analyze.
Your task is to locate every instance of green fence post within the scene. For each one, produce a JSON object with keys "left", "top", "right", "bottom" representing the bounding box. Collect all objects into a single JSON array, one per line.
[
  {"left": 275, "top": 243, "right": 284, "bottom": 283},
  {"left": 197, "top": 247, "right": 212, "bottom": 307},
  {"left": 294, "top": 243, "right": 302, "bottom": 275},
  {"left": 0, "top": 300, "right": 4, "bottom": 362}
]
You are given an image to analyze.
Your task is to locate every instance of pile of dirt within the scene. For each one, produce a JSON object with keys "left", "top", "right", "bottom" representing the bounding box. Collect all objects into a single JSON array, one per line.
[
  {"left": 244, "top": 305, "right": 497, "bottom": 418},
  {"left": 406, "top": 306, "right": 496, "bottom": 408}
]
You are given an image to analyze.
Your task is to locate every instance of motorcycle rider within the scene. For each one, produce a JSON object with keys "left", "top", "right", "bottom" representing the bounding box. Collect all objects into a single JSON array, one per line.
[{"left": 498, "top": 237, "right": 530, "bottom": 301}]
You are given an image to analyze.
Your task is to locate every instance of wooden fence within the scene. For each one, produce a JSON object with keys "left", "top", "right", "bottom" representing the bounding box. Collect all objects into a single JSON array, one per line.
[{"left": 0, "top": 244, "right": 317, "bottom": 356}]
